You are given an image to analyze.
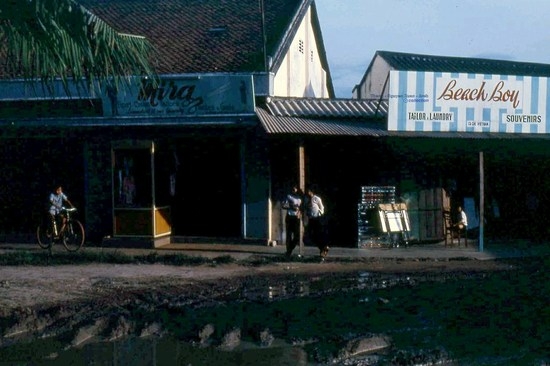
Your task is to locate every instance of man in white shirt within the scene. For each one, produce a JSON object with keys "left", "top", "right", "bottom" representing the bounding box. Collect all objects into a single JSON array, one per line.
[
  {"left": 305, "top": 186, "right": 328, "bottom": 260},
  {"left": 283, "top": 185, "right": 303, "bottom": 258}
]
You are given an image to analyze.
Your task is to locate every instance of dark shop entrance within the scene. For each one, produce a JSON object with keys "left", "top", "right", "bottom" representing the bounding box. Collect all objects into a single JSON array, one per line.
[
  {"left": 169, "top": 134, "right": 242, "bottom": 238},
  {"left": 0, "top": 135, "right": 86, "bottom": 238},
  {"left": 271, "top": 134, "right": 550, "bottom": 248}
]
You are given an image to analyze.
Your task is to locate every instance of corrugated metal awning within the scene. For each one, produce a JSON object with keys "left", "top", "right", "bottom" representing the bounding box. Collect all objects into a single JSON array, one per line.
[
  {"left": 257, "top": 103, "right": 550, "bottom": 140},
  {"left": 256, "top": 107, "right": 387, "bottom": 136},
  {"left": 265, "top": 97, "right": 388, "bottom": 118}
]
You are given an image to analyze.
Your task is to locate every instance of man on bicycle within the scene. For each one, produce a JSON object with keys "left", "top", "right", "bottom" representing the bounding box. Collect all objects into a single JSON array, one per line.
[{"left": 49, "top": 185, "right": 74, "bottom": 237}]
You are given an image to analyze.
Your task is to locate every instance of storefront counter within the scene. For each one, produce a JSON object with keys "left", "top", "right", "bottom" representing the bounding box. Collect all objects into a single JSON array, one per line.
[
  {"left": 114, "top": 206, "right": 171, "bottom": 238},
  {"left": 114, "top": 206, "right": 171, "bottom": 237}
]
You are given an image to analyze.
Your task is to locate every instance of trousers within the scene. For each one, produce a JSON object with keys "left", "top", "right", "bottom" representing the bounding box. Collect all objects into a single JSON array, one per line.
[
  {"left": 307, "top": 217, "right": 326, "bottom": 252},
  {"left": 285, "top": 215, "right": 301, "bottom": 255}
]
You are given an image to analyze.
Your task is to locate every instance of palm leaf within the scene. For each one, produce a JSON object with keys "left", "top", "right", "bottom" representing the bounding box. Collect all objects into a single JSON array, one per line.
[{"left": 0, "top": 0, "right": 157, "bottom": 95}]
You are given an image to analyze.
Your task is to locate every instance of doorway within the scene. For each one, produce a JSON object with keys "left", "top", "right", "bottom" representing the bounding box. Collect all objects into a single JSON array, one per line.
[{"left": 170, "top": 136, "right": 241, "bottom": 238}]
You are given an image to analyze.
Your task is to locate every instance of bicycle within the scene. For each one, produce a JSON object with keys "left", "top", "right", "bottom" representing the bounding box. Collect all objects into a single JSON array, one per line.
[{"left": 36, "top": 207, "right": 85, "bottom": 252}]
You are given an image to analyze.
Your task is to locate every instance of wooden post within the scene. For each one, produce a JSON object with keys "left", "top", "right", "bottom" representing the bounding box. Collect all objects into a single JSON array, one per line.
[
  {"left": 479, "top": 151, "right": 484, "bottom": 252},
  {"left": 298, "top": 141, "right": 305, "bottom": 256}
]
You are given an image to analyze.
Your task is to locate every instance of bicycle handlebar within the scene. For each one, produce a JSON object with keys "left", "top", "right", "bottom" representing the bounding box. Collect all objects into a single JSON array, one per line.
[{"left": 62, "top": 207, "right": 77, "bottom": 212}]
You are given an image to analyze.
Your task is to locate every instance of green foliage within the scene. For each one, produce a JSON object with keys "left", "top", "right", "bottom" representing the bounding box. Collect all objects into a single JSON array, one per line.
[
  {"left": 0, "top": 250, "right": 235, "bottom": 266},
  {"left": 0, "top": 251, "right": 37, "bottom": 265},
  {"left": 0, "top": 0, "right": 156, "bottom": 94}
]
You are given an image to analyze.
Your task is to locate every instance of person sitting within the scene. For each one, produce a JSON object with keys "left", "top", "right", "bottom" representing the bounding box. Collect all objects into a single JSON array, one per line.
[
  {"left": 453, "top": 205, "right": 468, "bottom": 245},
  {"left": 456, "top": 206, "right": 468, "bottom": 230}
]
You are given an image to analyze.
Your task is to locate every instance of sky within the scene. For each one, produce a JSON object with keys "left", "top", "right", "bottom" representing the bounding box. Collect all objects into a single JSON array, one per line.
[{"left": 315, "top": 0, "right": 550, "bottom": 98}]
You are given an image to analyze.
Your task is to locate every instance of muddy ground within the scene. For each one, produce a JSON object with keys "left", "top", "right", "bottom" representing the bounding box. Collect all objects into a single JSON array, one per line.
[
  {"left": 2, "top": 254, "right": 549, "bottom": 365},
  {"left": 0, "top": 257, "right": 514, "bottom": 332},
  {"left": 0, "top": 257, "right": 515, "bottom": 312}
]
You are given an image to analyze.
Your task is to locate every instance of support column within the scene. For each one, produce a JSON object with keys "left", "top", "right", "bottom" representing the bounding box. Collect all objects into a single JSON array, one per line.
[
  {"left": 298, "top": 140, "right": 305, "bottom": 256},
  {"left": 479, "top": 151, "right": 484, "bottom": 252}
]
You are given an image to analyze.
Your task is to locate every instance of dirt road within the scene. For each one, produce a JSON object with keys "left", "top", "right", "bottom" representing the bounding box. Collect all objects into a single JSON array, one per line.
[
  {"left": 0, "top": 255, "right": 540, "bottom": 366},
  {"left": 0, "top": 257, "right": 514, "bottom": 315}
]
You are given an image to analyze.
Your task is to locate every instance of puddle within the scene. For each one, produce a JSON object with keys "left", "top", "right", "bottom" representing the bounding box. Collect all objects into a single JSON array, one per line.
[{"left": 1, "top": 268, "right": 549, "bottom": 365}]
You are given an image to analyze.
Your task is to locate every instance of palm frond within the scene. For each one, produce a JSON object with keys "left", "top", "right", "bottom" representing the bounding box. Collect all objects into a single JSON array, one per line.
[{"left": 0, "top": 0, "right": 157, "bottom": 95}]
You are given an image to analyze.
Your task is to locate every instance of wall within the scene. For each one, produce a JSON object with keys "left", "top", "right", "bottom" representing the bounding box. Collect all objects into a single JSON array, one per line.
[
  {"left": 242, "top": 129, "right": 271, "bottom": 240},
  {"left": 352, "top": 55, "right": 391, "bottom": 100},
  {"left": 84, "top": 138, "right": 114, "bottom": 243},
  {"left": 273, "top": 6, "right": 330, "bottom": 98}
]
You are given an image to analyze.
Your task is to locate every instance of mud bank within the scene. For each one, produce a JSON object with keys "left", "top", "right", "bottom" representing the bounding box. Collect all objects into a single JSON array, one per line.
[{"left": 1, "top": 256, "right": 548, "bottom": 365}]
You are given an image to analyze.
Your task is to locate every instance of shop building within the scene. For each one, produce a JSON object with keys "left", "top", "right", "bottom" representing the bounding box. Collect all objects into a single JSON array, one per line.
[
  {"left": 258, "top": 51, "right": 550, "bottom": 248},
  {"left": 0, "top": 0, "right": 334, "bottom": 246},
  {"left": 4, "top": 4, "right": 550, "bottom": 250}
]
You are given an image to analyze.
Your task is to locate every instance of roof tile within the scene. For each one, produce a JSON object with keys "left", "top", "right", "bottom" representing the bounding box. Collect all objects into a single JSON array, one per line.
[
  {"left": 0, "top": 0, "right": 304, "bottom": 78},
  {"left": 79, "top": 0, "right": 303, "bottom": 74}
]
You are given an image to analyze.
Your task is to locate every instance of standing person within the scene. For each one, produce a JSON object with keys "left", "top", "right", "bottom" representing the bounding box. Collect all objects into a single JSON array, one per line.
[
  {"left": 282, "top": 184, "right": 303, "bottom": 258},
  {"left": 49, "top": 185, "right": 74, "bottom": 237},
  {"left": 305, "top": 186, "right": 328, "bottom": 259}
]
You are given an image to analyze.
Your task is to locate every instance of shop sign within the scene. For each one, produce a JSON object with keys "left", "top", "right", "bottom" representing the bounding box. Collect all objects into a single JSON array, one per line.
[
  {"left": 388, "top": 70, "right": 549, "bottom": 133},
  {"left": 101, "top": 74, "right": 255, "bottom": 118}
]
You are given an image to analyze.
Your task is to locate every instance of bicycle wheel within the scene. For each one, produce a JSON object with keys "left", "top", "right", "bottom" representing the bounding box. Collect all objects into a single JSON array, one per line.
[
  {"left": 62, "top": 219, "right": 85, "bottom": 252},
  {"left": 36, "top": 222, "right": 53, "bottom": 249}
]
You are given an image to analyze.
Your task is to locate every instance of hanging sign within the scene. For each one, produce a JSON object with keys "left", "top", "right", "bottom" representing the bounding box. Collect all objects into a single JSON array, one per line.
[
  {"left": 388, "top": 70, "right": 549, "bottom": 133},
  {"left": 101, "top": 74, "right": 255, "bottom": 118}
]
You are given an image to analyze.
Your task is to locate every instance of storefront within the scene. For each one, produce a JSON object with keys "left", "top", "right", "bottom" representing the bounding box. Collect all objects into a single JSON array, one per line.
[
  {"left": 258, "top": 91, "right": 550, "bottom": 250},
  {"left": 0, "top": 74, "right": 267, "bottom": 246},
  {"left": 386, "top": 69, "right": 550, "bottom": 249}
]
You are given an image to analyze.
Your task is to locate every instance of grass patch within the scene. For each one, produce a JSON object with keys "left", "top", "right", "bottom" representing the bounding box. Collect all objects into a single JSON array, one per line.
[
  {"left": 0, "top": 251, "right": 38, "bottom": 266},
  {"left": 0, "top": 250, "right": 236, "bottom": 267},
  {"left": 0, "top": 250, "right": 136, "bottom": 266},
  {"left": 0, "top": 249, "right": 367, "bottom": 267}
]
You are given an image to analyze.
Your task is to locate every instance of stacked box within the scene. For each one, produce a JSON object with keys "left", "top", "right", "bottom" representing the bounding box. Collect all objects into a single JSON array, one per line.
[
  {"left": 361, "top": 186, "right": 396, "bottom": 208},
  {"left": 380, "top": 188, "right": 450, "bottom": 243},
  {"left": 358, "top": 186, "right": 396, "bottom": 247}
]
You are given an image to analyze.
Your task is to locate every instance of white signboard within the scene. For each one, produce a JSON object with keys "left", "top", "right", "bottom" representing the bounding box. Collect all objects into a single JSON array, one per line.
[{"left": 388, "top": 70, "right": 549, "bottom": 133}]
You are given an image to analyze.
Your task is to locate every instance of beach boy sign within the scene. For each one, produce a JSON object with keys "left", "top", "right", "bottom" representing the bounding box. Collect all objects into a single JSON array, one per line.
[{"left": 388, "top": 70, "right": 549, "bottom": 133}]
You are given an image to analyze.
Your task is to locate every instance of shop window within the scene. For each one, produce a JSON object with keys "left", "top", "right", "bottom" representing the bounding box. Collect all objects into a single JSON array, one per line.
[{"left": 114, "top": 149, "right": 152, "bottom": 208}]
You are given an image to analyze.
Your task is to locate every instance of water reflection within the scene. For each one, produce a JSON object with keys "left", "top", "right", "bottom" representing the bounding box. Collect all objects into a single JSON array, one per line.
[
  {"left": 242, "top": 281, "right": 310, "bottom": 301},
  {"left": 2, "top": 267, "right": 549, "bottom": 366},
  {"left": 19, "top": 336, "right": 309, "bottom": 366}
]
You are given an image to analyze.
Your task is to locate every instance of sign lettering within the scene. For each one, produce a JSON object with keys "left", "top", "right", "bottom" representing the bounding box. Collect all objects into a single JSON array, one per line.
[{"left": 437, "top": 79, "right": 520, "bottom": 108}]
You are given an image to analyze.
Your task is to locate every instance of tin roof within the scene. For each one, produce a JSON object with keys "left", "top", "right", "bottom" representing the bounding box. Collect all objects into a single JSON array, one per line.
[
  {"left": 376, "top": 50, "right": 550, "bottom": 76},
  {"left": 257, "top": 97, "right": 550, "bottom": 139},
  {"left": 257, "top": 97, "right": 387, "bottom": 136},
  {"left": 265, "top": 97, "right": 388, "bottom": 118},
  {"left": 257, "top": 106, "right": 387, "bottom": 136}
]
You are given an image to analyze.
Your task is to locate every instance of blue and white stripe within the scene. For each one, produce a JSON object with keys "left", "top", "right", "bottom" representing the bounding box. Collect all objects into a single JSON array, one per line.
[{"left": 388, "top": 70, "right": 549, "bottom": 134}]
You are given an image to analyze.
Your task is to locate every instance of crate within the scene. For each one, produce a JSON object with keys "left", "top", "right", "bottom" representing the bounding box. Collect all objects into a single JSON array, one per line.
[{"left": 404, "top": 188, "right": 450, "bottom": 242}]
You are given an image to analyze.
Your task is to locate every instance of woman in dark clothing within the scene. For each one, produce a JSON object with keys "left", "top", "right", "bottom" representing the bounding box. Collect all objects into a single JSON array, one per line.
[{"left": 305, "top": 186, "right": 328, "bottom": 259}]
